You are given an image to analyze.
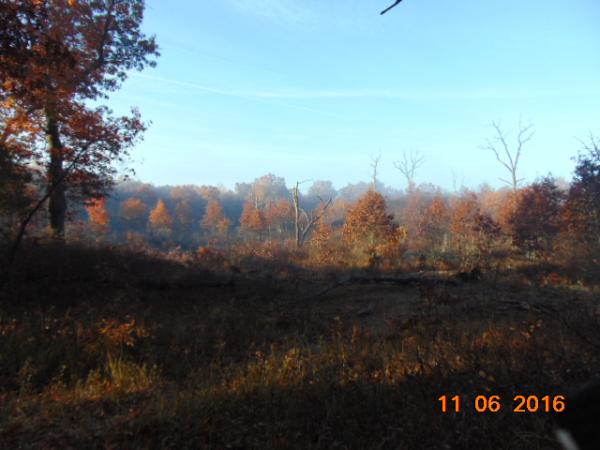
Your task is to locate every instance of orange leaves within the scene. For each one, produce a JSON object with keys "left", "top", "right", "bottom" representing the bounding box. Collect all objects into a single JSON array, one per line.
[
  {"left": 265, "top": 199, "right": 293, "bottom": 232},
  {"left": 1, "top": 0, "right": 157, "bottom": 235},
  {"left": 216, "top": 217, "right": 231, "bottom": 235},
  {"left": 418, "top": 195, "right": 450, "bottom": 250},
  {"left": 509, "top": 177, "right": 563, "bottom": 256},
  {"left": 343, "top": 190, "right": 402, "bottom": 264},
  {"left": 240, "top": 201, "right": 266, "bottom": 236},
  {"left": 120, "top": 197, "right": 148, "bottom": 227},
  {"left": 149, "top": 199, "right": 173, "bottom": 232},
  {"left": 202, "top": 200, "right": 226, "bottom": 231},
  {"left": 86, "top": 197, "right": 110, "bottom": 234},
  {"left": 201, "top": 200, "right": 230, "bottom": 242},
  {"left": 343, "top": 190, "right": 393, "bottom": 243}
]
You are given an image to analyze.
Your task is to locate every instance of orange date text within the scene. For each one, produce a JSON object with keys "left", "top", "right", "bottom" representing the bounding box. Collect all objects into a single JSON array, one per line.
[{"left": 437, "top": 394, "right": 565, "bottom": 413}]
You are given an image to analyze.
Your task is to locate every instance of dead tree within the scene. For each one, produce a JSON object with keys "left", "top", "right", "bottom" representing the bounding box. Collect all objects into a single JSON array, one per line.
[
  {"left": 482, "top": 120, "right": 534, "bottom": 192},
  {"left": 394, "top": 150, "right": 424, "bottom": 193},
  {"left": 370, "top": 152, "right": 381, "bottom": 191},
  {"left": 292, "top": 181, "right": 332, "bottom": 248}
]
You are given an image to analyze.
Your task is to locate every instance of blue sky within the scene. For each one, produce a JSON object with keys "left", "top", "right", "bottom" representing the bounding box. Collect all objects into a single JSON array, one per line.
[{"left": 108, "top": 0, "right": 600, "bottom": 192}]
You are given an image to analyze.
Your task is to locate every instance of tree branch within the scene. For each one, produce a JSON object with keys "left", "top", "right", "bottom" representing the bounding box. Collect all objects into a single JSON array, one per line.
[{"left": 380, "top": 0, "right": 403, "bottom": 15}]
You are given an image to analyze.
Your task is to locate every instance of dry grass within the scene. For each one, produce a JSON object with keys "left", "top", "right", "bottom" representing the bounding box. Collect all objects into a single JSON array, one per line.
[{"left": 1, "top": 243, "right": 599, "bottom": 449}]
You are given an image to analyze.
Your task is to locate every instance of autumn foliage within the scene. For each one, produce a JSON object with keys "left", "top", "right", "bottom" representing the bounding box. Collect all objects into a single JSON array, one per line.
[
  {"left": 0, "top": 0, "right": 158, "bottom": 244},
  {"left": 240, "top": 201, "right": 266, "bottom": 237},
  {"left": 120, "top": 197, "right": 148, "bottom": 230},
  {"left": 85, "top": 198, "right": 110, "bottom": 234},
  {"left": 149, "top": 199, "right": 173, "bottom": 233},
  {"left": 510, "top": 177, "right": 563, "bottom": 257},
  {"left": 202, "top": 200, "right": 227, "bottom": 231},
  {"left": 343, "top": 190, "right": 405, "bottom": 266}
]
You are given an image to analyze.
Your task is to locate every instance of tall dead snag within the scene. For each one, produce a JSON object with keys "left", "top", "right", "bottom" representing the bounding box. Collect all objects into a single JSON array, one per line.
[
  {"left": 394, "top": 151, "right": 425, "bottom": 193},
  {"left": 292, "top": 181, "right": 332, "bottom": 248},
  {"left": 483, "top": 120, "right": 535, "bottom": 192},
  {"left": 370, "top": 152, "right": 381, "bottom": 191}
]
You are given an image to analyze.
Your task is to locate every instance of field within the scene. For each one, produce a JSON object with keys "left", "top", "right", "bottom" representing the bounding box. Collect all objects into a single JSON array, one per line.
[{"left": 1, "top": 244, "right": 599, "bottom": 449}]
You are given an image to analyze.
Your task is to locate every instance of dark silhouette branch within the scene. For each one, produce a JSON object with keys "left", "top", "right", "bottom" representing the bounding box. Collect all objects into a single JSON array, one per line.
[
  {"left": 6, "top": 139, "right": 96, "bottom": 272},
  {"left": 380, "top": 0, "right": 404, "bottom": 15}
]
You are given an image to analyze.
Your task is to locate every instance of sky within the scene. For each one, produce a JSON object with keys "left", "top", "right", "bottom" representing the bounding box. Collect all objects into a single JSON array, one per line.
[{"left": 106, "top": 0, "right": 600, "bottom": 192}]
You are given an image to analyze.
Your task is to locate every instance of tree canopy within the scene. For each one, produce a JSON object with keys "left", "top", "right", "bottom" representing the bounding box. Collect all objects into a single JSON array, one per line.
[{"left": 0, "top": 0, "right": 158, "bottom": 241}]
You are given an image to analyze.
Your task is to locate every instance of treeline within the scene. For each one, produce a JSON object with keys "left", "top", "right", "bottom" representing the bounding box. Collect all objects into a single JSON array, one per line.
[
  {"left": 4, "top": 139, "right": 592, "bottom": 276},
  {"left": 3, "top": 138, "right": 599, "bottom": 276}
]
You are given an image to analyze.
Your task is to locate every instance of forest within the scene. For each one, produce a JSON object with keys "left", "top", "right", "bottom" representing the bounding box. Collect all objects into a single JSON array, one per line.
[{"left": 1, "top": 1, "right": 600, "bottom": 449}]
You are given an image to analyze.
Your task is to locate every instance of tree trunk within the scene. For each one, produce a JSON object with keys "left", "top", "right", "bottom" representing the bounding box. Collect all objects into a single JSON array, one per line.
[
  {"left": 293, "top": 182, "right": 301, "bottom": 248},
  {"left": 46, "top": 114, "right": 67, "bottom": 238}
]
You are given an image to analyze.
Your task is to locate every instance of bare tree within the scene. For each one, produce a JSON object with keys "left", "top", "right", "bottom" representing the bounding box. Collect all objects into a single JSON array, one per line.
[
  {"left": 394, "top": 151, "right": 425, "bottom": 193},
  {"left": 483, "top": 120, "right": 534, "bottom": 192},
  {"left": 292, "top": 181, "right": 332, "bottom": 248},
  {"left": 370, "top": 152, "right": 381, "bottom": 191}
]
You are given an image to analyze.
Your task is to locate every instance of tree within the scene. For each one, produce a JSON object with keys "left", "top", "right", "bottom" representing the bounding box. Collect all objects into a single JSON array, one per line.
[
  {"left": 174, "top": 200, "right": 193, "bottom": 232},
  {"left": 201, "top": 200, "right": 230, "bottom": 244},
  {"left": 450, "top": 193, "right": 480, "bottom": 254},
  {"left": 292, "top": 181, "right": 332, "bottom": 248},
  {"left": 419, "top": 196, "right": 450, "bottom": 254},
  {"left": 399, "top": 188, "right": 428, "bottom": 251},
  {"left": 563, "top": 137, "right": 600, "bottom": 245},
  {"left": 202, "top": 200, "right": 226, "bottom": 231},
  {"left": 0, "top": 104, "right": 42, "bottom": 241},
  {"left": 343, "top": 190, "right": 404, "bottom": 266},
  {"left": 120, "top": 197, "right": 148, "bottom": 231},
  {"left": 265, "top": 199, "right": 293, "bottom": 237},
  {"left": 310, "top": 218, "right": 335, "bottom": 264},
  {"left": 510, "top": 176, "right": 563, "bottom": 257},
  {"left": 394, "top": 151, "right": 424, "bottom": 193},
  {"left": 482, "top": 120, "right": 534, "bottom": 192},
  {"left": 0, "top": 0, "right": 158, "bottom": 243},
  {"left": 149, "top": 199, "right": 173, "bottom": 234},
  {"left": 251, "top": 174, "right": 289, "bottom": 208},
  {"left": 86, "top": 197, "right": 110, "bottom": 235},
  {"left": 307, "top": 180, "right": 337, "bottom": 201},
  {"left": 240, "top": 202, "right": 266, "bottom": 238},
  {"left": 370, "top": 152, "right": 381, "bottom": 190},
  {"left": 450, "top": 191, "right": 500, "bottom": 265}
]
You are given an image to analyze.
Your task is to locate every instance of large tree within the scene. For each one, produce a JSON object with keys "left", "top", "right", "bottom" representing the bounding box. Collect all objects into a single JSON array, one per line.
[
  {"left": 343, "top": 189, "right": 404, "bottom": 266},
  {"left": 563, "top": 137, "right": 600, "bottom": 245},
  {"left": 510, "top": 176, "right": 564, "bottom": 257},
  {"left": 0, "top": 0, "right": 158, "bottom": 242}
]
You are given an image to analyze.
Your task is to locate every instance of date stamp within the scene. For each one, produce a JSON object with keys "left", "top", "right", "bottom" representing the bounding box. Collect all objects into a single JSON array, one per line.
[{"left": 438, "top": 394, "right": 566, "bottom": 413}]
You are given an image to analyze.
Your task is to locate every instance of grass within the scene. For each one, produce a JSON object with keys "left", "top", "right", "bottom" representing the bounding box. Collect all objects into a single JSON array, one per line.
[{"left": 0, "top": 243, "right": 599, "bottom": 449}]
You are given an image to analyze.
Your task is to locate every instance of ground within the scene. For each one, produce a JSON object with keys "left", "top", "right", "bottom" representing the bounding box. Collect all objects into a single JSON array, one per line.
[{"left": 1, "top": 244, "right": 599, "bottom": 449}]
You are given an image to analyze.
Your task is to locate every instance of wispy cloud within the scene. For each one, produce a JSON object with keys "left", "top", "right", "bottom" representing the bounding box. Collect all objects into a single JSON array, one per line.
[
  {"left": 133, "top": 73, "right": 596, "bottom": 103},
  {"left": 131, "top": 73, "right": 340, "bottom": 118},
  {"left": 226, "top": 0, "right": 317, "bottom": 30}
]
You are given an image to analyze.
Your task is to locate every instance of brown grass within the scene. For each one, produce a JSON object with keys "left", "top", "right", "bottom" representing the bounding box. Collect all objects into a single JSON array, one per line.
[{"left": 1, "top": 243, "right": 599, "bottom": 449}]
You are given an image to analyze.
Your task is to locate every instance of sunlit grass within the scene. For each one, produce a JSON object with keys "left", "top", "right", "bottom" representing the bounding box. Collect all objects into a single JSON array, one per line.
[{"left": 1, "top": 245, "right": 598, "bottom": 448}]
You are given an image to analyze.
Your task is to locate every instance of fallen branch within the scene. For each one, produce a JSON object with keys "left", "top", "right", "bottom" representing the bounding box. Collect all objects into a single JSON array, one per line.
[
  {"left": 138, "top": 278, "right": 235, "bottom": 291},
  {"left": 304, "top": 272, "right": 459, "bottom": 301}
]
